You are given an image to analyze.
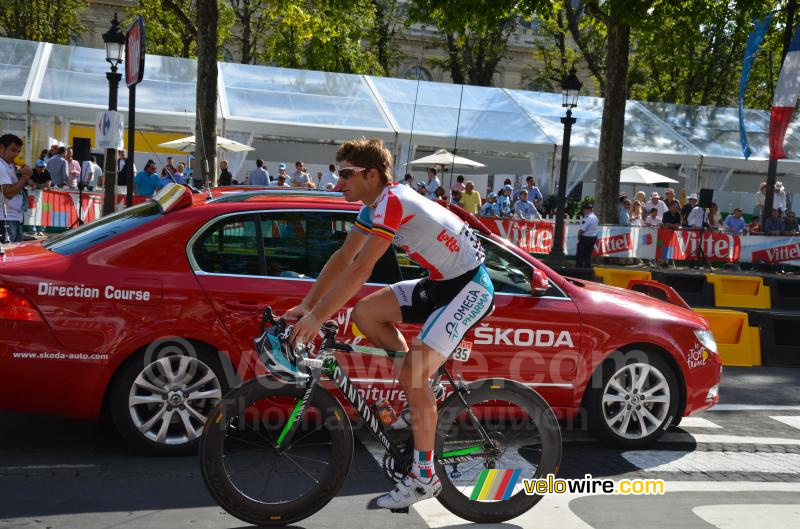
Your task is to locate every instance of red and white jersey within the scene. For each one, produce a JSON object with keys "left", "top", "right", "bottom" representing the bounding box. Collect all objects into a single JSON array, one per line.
[{"left": 353, "top": 183, "right": 484, "bottom": 280}]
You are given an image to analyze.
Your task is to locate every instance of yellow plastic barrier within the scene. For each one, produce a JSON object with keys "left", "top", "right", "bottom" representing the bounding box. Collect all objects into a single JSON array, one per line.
[
  {"left": 693, "top": 308, "right": 761, "bottom": 366},
  {"left": 593, "top": 268, "right": 652, "bottom": 289},
  {"left": 706, "top": 274, "right": 771, "bottom": 309}
]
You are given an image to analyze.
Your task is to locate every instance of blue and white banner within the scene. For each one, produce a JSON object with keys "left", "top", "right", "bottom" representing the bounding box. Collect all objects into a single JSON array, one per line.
[
  {"left": 95, "top": 111, "right": 124, "bottom": 150},
  {"left": 739, "top": 11, "right": 775, "bottom": 159}
]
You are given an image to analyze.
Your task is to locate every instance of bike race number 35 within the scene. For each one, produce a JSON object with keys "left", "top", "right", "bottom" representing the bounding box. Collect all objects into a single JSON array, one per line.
[{"left": 453, "top": 341, "right": 473, "bottom": 362}]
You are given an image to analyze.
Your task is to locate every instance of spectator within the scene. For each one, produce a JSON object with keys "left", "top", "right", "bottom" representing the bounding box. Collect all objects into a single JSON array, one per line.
[
  {"left": 647, "top": 191, "right": 668, "bottom": 218},
  {"left": 497, "top": 184, "right": 513, "bottom": 216},
  {"left": 513, "top": 189, "right": 541, "bottom": 220},
  {"left": 218, "top": 160, "right": 233, "bottom": 186},
  {"left": 451, "top": 174, "right": 466, "bottom": 192},
  {"left": 65, "top": 148, "right": 81, "bottom": 188},
  {"left": 277, "top": 163, "right": 288, "bottom": 181},
  {"left": 45, "top": 146, "right": 68, "bottom": 187},
  {"left": 707, "top": 202, "right": 722, "bottom": 230},
  {"left": 687, "top": 203, "right": 707, "bottom": 229},
  {"left": 161, "top": 156, "right": 175, "bottom": 177},
  {"left": 134, "top": 160, "right": 159, "bottom": 197},
  {"left": 618, "top": 192, "right": 630, "bottom": 226},
  {"left": 634, "top": 190, "right": 646, "bottom": 205},
  {"left": 682, "top": 193, "right": 698, "bottom": 226},
  {"left": 250, "top": 159, "right": 270, "bottom": 185},
  {"left": 31, "top": 160, "right": 51, "bottom": 189},
  {"left": 416, "top": 181, "right": 428, "bottom": 197},
  {"left": 81, "top": 155, "right": 102, "bottom": 189},
  {"left": 0, "top": 133, "right": 32, "bottom": 243},
  {"left": 514, "top": 176, "right": 543, "bottom": 207},
  {"left": 403, "top": 173, "right": 413, "bottom": 187},
  {"left": 433, "top": 186, "right": 448, "bottom": 202},
  {"left": 117, "top": 150, "right": 135, "bottom": 183},
  {"left": 784, "top": 210, "right": 798, "bottom": 235},
  {"left": 480, "top": 192, "right": 500, "bottom": 217},
  {"left": 723, "top": 208, "right": 746, "bottom": 235},
  {"left": 764, "top": 208, "right": 785, "bottom": 235},
  {"left": 159, "top": 162, "right": 186, "bottom": 189},
  {"left": 755, "top": 182, "right": 767, "bottom": 217},
  {"left": 291, "top": 161, "right": 312, "bottom": 188},
  {"left": 630, "top": 200, "right": 643, "bottom": 226},
  {"left": 748, "top": 217, "right": 762, "bottom": 234},
  {"left": 460, "top": 180, "right": 482, "bottom": 214},
  {"left": 425, "top": 167, "right": 440, "bottom": 196},
  {"left": 662, "top": 202, "right": 682, "bottom": 229},
  {"left": 43, "top": 144, "right": 58, "bottom": 164},
  {"left": 319, "top": 163, "right": 338, "bottom": 190},
  {"left": 272, "top": 173, "right": 290, "bottom": 187},
  {"left": 450, "top": 189, "right": 462, "bottom": 207},
  {"left": 663, "top": 188, "right": 679, "bottom": 210},
  {"left": 576, "top": 203, "right": 598, "bottom": 268},
  {"left": 774, "top": 181, "right": 787, "bottom": 213},
  {"left": 644, "top": 207, "right": 662, "bottom": 227}
]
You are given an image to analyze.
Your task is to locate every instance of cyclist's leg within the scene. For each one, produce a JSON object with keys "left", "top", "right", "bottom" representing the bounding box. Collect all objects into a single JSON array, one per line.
[
  {"left": 398, "top": 342, "right": 446, "bottom": 451},
  {"left": 350, "top": 287, "right": 407, "bottom": 352}
]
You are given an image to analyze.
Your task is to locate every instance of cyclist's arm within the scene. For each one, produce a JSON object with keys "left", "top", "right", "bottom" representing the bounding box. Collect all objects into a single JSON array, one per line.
[
  {"left": 309, "top": 234, "right": 392, "bottom": 321},
  {"left": 293, "top": 227, "right": 368, "bottom": 313}
]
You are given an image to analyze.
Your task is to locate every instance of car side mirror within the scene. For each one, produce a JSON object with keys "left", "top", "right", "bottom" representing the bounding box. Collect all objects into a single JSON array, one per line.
[{"left": 531, "top": 268, "right": 549, "bottom": 295}]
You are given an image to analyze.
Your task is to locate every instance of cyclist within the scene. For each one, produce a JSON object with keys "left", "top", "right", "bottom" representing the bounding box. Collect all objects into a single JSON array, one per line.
[{"left": 287, "top": 138, "right": 494, "bottom": 509}]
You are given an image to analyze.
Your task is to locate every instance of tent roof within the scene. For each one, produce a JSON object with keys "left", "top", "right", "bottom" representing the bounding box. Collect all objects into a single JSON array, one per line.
[{"left": 2, "top": 36, "right": 800, "bottom": 172}]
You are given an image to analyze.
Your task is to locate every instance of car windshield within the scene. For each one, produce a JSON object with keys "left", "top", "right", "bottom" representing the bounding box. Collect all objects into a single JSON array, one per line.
[{"left": 43, "top": 202, "right": 162, "bottom": 255}]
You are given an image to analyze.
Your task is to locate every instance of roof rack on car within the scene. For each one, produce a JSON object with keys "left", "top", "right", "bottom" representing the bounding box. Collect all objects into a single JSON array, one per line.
[{"left": 207, "top": 189, "right": 344, "bottom": 203}]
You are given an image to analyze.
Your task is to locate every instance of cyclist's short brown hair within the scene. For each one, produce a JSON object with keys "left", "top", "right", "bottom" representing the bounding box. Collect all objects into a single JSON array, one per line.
[{"left": 336, "top": 138, "right": 393, "bottom": 185}]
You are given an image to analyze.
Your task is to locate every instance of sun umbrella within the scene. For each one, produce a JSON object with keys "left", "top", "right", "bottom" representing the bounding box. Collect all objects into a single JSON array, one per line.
[
  {"left": 406, "top": 148, "right": 486, "bottom": 169},
  {"left": 619, "top": 166, "right": 679, "bottom": 185},
  {"left": 157, "top": 135, "right": 255, "bottom": 153}
]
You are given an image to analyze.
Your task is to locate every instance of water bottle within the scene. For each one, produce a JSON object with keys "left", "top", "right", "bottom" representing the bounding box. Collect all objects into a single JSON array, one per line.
[{"left": 374, "top": 399, "right": 398, "bottom": 428}]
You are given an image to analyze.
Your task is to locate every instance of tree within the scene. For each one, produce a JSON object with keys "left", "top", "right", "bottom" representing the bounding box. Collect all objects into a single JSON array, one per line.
[
  {"left": 195, "top": 0, "right": 217, "bottom": 187},
  {"left": 369, "top": 0, "right": 405, "bottom": 75},
  {"left": 408, "top": 0, "right": 540, "bottom": 86},
  {"left": 0, "top": 0, "right": 87, "bottom": 44},
  {"left": 227, "top": 0, "right": 272, "bottom": 64}
]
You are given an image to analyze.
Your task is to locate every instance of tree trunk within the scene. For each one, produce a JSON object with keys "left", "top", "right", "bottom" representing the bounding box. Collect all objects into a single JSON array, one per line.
[
  {"left": 594, "top": 14, "right": 630, "bottom": 225},
  {"left": 196, "top": 0, "right": 218, "bottom": 187}
]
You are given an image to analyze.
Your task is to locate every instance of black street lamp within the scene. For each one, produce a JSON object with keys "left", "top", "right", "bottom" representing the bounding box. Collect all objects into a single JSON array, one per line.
[
  {"left": 101, "top": 13, "right": 125, "bottom": 215},
  {"left": 545, "top": 65, "right": 582, "bottom": 266}
]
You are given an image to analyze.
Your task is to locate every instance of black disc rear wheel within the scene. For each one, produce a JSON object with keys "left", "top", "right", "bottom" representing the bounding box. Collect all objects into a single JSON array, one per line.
[
  {"left": 199, "top": 378, "right": 353, "bottom": 527},
  {"left": 435, "top": 379, "right": 561, "bottom": 524}
]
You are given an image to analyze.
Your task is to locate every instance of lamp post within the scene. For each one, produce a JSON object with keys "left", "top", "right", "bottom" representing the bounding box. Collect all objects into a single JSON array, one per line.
[
  {"left": 102, "top": 13, "right": 125, "bottom": 216},
  {"left": 545, "top": 66, "right": 582, "bottom": 266}
]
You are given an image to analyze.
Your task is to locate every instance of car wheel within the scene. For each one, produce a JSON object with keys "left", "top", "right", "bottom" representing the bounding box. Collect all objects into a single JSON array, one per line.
[
  {"left": 110, "top": 339, "right": 227, "bottom": 455},
  {"left": 586, "top": 350, "right": 679, "bottom": 448}
]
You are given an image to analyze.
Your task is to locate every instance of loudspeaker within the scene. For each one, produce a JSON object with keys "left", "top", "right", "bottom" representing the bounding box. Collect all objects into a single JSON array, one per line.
[
  {"left": 699, "top": 188, "right": 714, "bottom": 209},
  {"left": 73, "top": 137, "right": 92, "bottom": 163}
]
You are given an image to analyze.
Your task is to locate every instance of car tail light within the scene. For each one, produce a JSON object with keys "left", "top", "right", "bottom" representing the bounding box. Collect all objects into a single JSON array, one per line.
[{"left": 0, "top": 288, "right": 43, "bottom": 321}]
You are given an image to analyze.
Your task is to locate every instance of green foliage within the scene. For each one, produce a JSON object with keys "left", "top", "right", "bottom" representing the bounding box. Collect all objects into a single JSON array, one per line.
[
  {"left": 0, "top": 0, "right": 88, "bottom": 44},
  {"left": 125, "top": 0, "right": 233, "bottom": 59}
]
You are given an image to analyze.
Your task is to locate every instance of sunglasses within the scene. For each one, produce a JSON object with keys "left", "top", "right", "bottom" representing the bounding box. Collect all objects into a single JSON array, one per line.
[{"left": 338, "top": 166, "right": 366, "bottom": 180}]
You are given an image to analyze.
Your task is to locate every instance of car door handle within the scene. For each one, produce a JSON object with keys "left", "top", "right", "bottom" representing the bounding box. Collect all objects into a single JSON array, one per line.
[{"left": 223, "top": 300, "right": 261, "bottom": 310}]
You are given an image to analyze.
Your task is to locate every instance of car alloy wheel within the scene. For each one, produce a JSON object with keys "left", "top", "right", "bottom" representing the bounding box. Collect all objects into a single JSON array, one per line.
[
  {"left": 128, "top": 355, "right": 222, "bottom": 445},
  {"left": 601, "top": 361, "right": 671, "bottom": 440}
]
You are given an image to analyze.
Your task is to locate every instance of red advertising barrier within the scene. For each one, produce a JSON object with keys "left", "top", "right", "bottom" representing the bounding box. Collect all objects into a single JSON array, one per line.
[
  {"left": 750, "top": 241, "right": 800, "bottom": 264},
  {"left": 482, "top": 218, "right": 556, "bottom": 253},
  {"left": 656, "top": 229, "right": 741, "bottom": 262},
  {"left": 24, "top": 189, "right": 147, "bottom": 229}
]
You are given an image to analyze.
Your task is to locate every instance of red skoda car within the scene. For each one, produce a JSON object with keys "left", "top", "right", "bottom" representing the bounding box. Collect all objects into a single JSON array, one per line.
[{"left": 0, "top": 186, "right": 721, "bottom": 454}]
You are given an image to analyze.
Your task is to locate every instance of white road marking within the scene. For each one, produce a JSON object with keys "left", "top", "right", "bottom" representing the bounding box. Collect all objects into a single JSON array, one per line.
[
  {"left": 661, "top": 432, "right": 800, "bottom": 445},
  {"left": 414, "top": 482, "right": 800, "bottom": 529},
  {"left": 770, "top": 416, "right": 800, "bottom": 430},
  {"left": 693, "top": 504, "right": 800, "bottom": 529},
  {"left": 712, "top": 405, "right": 800, "bottom": 411},
  {"left": 678, "top": 417, "right": 722, "bottom": 428},
  {"left": 622, "top": 451, "right": 800, "bottom": 473}
]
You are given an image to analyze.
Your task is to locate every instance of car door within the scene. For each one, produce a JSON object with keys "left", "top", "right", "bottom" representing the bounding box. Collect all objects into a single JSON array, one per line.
[{"left": 190, "top": 208, "right": 400, "bottom": 377}]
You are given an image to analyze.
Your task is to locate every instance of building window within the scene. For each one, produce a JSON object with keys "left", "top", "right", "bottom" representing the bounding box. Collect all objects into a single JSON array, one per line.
[{"left": 404, "top": 65, "right": 432, "bottom": 82}]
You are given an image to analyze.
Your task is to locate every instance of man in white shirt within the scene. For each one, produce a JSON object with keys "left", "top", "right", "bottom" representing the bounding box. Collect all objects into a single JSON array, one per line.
[
  {"left": 80, "top": 155, "right": 103, "bottom": 189},
  {"left": 319, "top": 163, "right": 338, "bottom": 190},
  {"left": 0, "top": 134, "right": 33, "bottom": 243},
  {"left": 687, "top": 205, "right": 707, "bottom": 229},
  {"left": 249, "top": 159, "right": 270, "bottom": 185},
  {"left": 774, "top": 181, "right": 787, "bottom": 212},
  {"left": 647, "top": 191, "right": 668, "bottom": 218},
  {"left": 291, "top": 160, "right": 313, "bottom": 188},
  {"left": 425, "top": 167, "right": 440, "bottom": 196},
  {"left": 576, "top": 203, "right": 598, "bottom": 268}
]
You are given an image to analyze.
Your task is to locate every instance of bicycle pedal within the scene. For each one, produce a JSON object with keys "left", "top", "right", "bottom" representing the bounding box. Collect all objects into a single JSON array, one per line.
[{"left": 389, "top": 507, "right": 409, "bottom": 514}]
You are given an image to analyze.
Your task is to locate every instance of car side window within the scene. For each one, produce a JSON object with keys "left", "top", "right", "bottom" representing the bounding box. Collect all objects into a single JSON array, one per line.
[
  {"left": 260, "top": 211, "right": 401, "bottom": 284},
  {"left": 479, "top": 235, "right": 564, "bottom": 297},
  {"left": 192, "top": 215, "right": 261, "bottom": 276}
]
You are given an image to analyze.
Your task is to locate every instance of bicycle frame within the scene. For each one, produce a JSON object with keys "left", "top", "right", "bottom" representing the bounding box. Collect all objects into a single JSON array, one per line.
[{"left": 275, "top": 340, "right": 499, "bottom": 470}]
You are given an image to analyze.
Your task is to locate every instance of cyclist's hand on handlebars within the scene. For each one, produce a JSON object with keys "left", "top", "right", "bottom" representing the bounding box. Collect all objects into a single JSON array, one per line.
[
  {"left": 289, "top": 312, "right": 322, "bottom": 350},
  {"left": 283, "top": 304, "right": 311, "bottom": 320}
]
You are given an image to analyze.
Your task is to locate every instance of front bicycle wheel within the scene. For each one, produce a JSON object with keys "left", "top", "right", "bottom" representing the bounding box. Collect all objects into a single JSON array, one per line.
[
  {"left": 435, "top": 379, "right": 561, "bottom": 523},
  {"left": 199, "top": 378, "right": 353, "bottom": 527}
]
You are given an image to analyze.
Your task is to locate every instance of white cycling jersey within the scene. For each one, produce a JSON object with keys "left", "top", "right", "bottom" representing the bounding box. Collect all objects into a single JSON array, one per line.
[{"left": 353, "top": 183, "right": 485, "bottom": 280}]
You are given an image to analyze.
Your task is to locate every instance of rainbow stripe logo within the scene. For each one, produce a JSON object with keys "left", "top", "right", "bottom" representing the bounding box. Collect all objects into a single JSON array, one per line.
[{"left": 470, "top": 469, "right": 522, "bottom": 501}]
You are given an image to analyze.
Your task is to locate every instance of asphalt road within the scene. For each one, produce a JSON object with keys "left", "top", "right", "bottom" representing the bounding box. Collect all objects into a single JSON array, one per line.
[{"left": 1, "top": 366, "right": 800, "bottom": 529}]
